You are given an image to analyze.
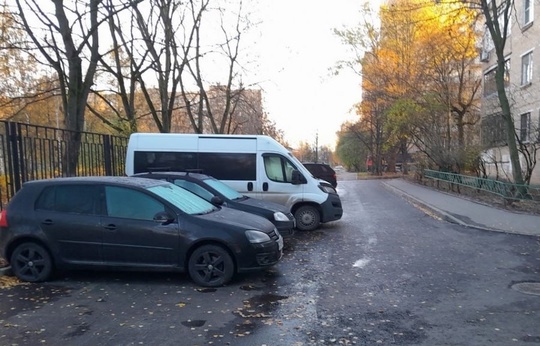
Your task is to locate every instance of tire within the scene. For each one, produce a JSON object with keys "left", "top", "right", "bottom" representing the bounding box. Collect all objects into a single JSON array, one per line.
[
  {"left": 294, "top": 205, "right": 321, "bottom": 231},
  {"left": 10, "top": 242, "right": 53, "bottom": 282},
  {"left": 188, "top": 245, "right": 234, "bottom": 287}
]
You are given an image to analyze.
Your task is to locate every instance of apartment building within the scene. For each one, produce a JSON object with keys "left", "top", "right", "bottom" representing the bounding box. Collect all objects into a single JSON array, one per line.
[{"left": 480, "top": 0, "right": 540, "bottom": 184}]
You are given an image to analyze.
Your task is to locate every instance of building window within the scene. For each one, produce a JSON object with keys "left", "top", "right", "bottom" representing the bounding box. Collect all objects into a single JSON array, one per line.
[
  {"left": 524, "top": 0, "right": 533, "bottom": 25},
  {"left": 484, "top": 59, "right": 511, "bottom": 96},
  {"left": 521, "top": 51, "right": 533, "bottom": 86},
  {"left": 481, "top": 113, "right": 507, "bottom": 146},
  {"left": 482, "top": 26, "right": 494, "bottom": 53},
  {"left": 520, "top": 112, "right": 531, "bottom": 142}
]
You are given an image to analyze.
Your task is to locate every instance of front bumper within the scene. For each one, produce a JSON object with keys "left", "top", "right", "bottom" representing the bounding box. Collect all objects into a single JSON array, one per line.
[
  {"left": 274, "top": 213, "right": 296, "bottom": 237},
  {"left": 237, "top": 233, "right": 283, "bottom": 272},
  {"left": 320, "top": 193, "right": 343, "bottom": 223}
]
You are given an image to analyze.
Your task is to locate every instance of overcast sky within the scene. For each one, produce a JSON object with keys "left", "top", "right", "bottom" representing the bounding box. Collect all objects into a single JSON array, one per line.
[{"left": 249, "top": 0, "right": 369, "bottom": 149}]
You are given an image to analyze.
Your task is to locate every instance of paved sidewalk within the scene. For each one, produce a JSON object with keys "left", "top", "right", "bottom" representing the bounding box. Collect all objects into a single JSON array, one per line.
[{"left": 383, "top": 178, "right": 540, "bottom": 237}]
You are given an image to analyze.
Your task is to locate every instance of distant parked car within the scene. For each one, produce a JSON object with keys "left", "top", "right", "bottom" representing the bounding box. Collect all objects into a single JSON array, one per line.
[
  {"left": 133, "top": 171, "right": 296, "bottom": 236},
  {"left": 302, "top": 163, "right": 337, "bottom": 188},
  {"left": 0, "top": 176, "right": 283, "bottom": 287}
]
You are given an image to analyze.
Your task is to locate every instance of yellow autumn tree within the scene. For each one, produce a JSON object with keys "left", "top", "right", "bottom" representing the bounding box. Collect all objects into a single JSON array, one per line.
[
  {"left": 0, "top": 4, "right": 44, "bottom": 121},
  {"left": 357, "top": 0, "right": 481, "bottom": 173}
]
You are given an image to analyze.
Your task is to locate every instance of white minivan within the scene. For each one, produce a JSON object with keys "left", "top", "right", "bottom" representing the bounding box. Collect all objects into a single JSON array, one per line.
[{"left": 125, "top": 133, "right": 343, "bottom": 231}]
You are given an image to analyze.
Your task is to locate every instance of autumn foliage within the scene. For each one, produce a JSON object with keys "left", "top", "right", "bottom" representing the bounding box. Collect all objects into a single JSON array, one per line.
[{"left": 337, "top": 0, "right": 482, "bottom": 174}]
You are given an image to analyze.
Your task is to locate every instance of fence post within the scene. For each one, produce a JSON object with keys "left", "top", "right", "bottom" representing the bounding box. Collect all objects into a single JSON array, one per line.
[
  {"left": 7, "top": 122, "right": 22, "bottom": 194},
  {"left": 103, "top": 135, "right": 112, "bottom": 176}
]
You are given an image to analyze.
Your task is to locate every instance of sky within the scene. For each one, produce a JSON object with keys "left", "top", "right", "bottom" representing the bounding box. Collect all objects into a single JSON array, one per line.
[
  {"left": 13, "top": 0, "right": 368, "bottom": 150},
  {"left": 251, "top": 0, "right": 369, "bottom": 150}
]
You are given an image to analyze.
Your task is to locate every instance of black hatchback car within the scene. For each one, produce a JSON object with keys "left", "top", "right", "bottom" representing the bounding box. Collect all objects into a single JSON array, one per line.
[
  {"left": 0, "top": 177, "right": 283, "bottom": 287},
  {"left": 133, "top": 172, "right": 296, "bottom": 236},
  {"left": 302, "top": 163, "right": 337, "bottom": 188}
]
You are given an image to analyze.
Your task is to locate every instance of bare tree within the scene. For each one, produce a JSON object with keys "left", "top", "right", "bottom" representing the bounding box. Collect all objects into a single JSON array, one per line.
[
  {"left": 456, "top": 0, "right": 525, "bottom": 184},
  {"left": 180, "top": 0, "right": 255, "bottom": 134},
  {"left": 127, "top": 0, "right": 204, "bottom": 134},
  {"left": 14, "top": 0, "right": 103, "bottom": 175},
  {"left": 106, "top": 0, "right": 256, "bottom": 135},
  {"left": 89, "top": 0, "right": 146, "bottom": 135}
]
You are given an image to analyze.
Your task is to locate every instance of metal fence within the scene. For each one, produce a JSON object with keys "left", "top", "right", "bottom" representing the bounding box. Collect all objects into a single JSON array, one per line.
[
  {"left": 423, "top": 169, "right": 540, "bottom": 201},
  {"left": 0, "top": 121, "right": 128, "bottom": 209}
]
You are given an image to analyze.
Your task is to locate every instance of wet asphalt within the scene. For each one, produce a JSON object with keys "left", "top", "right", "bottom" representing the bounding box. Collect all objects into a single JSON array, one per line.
[{"left": 1, "top": 177, "right": 539, "bottom": 345}]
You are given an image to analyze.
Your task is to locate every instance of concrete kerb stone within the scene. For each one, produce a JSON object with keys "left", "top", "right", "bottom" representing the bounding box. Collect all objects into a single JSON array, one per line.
[{"left": 382, "top": 182, "right": 503, "bottom": 234}]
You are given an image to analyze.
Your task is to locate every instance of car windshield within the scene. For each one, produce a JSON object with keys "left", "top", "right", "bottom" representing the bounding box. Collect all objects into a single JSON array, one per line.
[
  {"left": 147, "top": 183, "right": 216, "bottom": 215},
  {"left": 204, "top": 178, "right": 244, "bottom": 200}
]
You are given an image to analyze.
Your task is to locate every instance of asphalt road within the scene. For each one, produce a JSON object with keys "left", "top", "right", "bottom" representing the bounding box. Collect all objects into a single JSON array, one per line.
[{"left": 1, "top": 179, "right": 539, "bottom": 345}]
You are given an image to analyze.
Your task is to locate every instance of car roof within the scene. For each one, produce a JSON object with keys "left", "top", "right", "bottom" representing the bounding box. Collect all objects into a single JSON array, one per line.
[
  {"left": 302, "top": 163, "right": 331, "bottom": 167},
  {"left": 302, "top": 163, "right": 334, "bottom": 171},
  {"left": 133, "top": 171, "right": 213, "bottom": 181},
  {"left": 22, "top": 176, "right": 169, "bottom": 189}
]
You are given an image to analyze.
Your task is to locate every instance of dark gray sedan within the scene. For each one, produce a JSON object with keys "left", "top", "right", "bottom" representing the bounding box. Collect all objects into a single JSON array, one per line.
[
  {"left": 133, "top": 171, "right": 296, "bottom": 236},
  {"left": 0, "top": 176, "right": 283, "bottom": 287}
]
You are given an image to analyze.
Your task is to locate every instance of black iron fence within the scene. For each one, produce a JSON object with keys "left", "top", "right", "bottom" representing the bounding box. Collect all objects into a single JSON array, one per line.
[
  {"left": 0, "top": 121, "right": 128, "bottom": 209},
  {"left": 424, "top": 169, "right": 540, "bottom": 201}
]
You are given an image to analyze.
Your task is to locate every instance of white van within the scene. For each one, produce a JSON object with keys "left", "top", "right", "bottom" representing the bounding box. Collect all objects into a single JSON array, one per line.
[{"left": 125, "top": 133, "right": 343, "bottom": 231}]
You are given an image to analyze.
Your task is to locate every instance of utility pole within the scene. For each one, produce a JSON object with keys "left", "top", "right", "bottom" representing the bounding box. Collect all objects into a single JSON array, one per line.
[{"left": 315, "top": 132, "right": 319, "bottom": 163}]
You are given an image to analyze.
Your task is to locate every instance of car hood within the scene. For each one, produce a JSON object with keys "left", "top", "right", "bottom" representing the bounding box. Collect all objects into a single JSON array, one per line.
[
  {"left": 198, "top": 207, "right": 276, "bottom": 233},
  {"left": 237, "top": 197, "right": 290, "bottom": 214}
]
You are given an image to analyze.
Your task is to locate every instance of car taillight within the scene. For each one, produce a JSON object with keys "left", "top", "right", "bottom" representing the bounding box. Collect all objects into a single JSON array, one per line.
[{"left": 0, "top": 210, "right": 8, "bottom": 227}]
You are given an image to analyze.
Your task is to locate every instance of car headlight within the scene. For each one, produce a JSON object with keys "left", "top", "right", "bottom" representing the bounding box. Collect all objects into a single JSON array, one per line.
[
  {"left": 273, "top": 211, "right": 289, "bottom": 221},
  {"left": 245, "top": 230, "right": 271, "bottom": 244},
  {"left": 318, "top": 184, "right": 337, "bottom": 194}
]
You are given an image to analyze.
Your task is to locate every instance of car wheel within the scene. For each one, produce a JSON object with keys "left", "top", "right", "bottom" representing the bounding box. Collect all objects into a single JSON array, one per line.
[
  {"left": 10, "top": 242, "right": 53, "bottom": 282},
  {"left": 188, "top": 245, "right": 234, "bottom": 287},
  {"left": 295, "top": 205, "right": 320, "bottom": 231}
]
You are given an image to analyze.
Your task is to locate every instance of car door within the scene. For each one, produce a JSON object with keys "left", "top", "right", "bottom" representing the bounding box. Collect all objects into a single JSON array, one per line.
[
  {"left": 258, "top": 153, "right": 305, "bottom": 207},
  {"left": 101, "top": 185, "right": 180, "bottom": 267},
  {"left": 34, "top": 184, "right": 103, "bottom": 265}
]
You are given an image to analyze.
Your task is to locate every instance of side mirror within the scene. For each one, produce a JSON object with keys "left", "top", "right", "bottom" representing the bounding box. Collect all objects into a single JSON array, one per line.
[
  {"left": 153, "top": 211, "right": 175, "bottom": 225},
  {"left": 291, "top": 170, "right": 307, "bottom": 185},
  {"left": 210, "top": 195, "right": 224, "bottom": 206}
]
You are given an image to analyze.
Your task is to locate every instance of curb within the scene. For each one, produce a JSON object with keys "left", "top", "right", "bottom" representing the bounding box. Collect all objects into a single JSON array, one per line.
[{"left": 382, "top": 182, "right": 502, "bottom": 234}]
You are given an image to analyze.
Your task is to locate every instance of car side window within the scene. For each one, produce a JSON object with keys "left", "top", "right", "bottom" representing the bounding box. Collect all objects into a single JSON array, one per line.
[
  {"left": 173, "top": 179, "right": 214, "bottom": 201},
  {"left": 105, "top": 186, "right": 165, "bottom": 220},
  {"left": 36, "top": 185, "right": 98, "bottom": 215},
  {"left": 263, "top": 155, "right": 297, "bottom": 183}
]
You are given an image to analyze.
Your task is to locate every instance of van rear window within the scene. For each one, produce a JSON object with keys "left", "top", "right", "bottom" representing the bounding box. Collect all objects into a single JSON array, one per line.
[{"left": 134, "top": 151, "right": 256, "bottom": 181}]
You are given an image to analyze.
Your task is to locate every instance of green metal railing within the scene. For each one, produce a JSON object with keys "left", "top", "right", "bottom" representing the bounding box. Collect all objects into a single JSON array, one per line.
[{"left": 423, "top": 169, "right": 540, "bottom": 201}]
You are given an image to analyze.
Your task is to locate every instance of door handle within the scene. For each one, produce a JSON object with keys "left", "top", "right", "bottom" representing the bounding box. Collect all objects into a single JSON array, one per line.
[
  {"left": 247, "top": 182, "right": 253, "bottom": 191},
  {"left": 263, "top": 182, "right": 268, "bottom": 191},
  {"left": 104, "top": 224, "right": 117, "bottom": 231},
  {"left": 42, "top": 219, "right": 53, "bottom": 225}
]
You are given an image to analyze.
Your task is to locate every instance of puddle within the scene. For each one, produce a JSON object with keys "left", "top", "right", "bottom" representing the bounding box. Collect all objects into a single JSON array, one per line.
[
  {"left": 511, "top": 282, "right": 540, "bottom": 296},
  {"left": 233, "top": 293, "right": 288, "bottom": 318},
  {"left": 181, "top": 319, "right": 206, "bottom": 328}
]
